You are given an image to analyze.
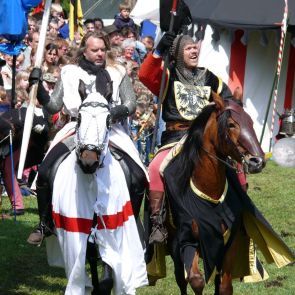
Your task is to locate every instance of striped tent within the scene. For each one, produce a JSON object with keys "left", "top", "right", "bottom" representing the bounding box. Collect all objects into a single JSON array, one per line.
[{"left": 132, "top": 0, "right": 295, "bottom": 151}]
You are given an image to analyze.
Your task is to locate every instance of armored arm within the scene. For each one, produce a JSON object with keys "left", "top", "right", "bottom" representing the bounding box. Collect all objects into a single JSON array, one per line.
[
  {"left": 37, "top": 80, "right": 64, "bottom": 115},
  {"left": 110, "top": 74, "right": 136, "bottom": 121}
]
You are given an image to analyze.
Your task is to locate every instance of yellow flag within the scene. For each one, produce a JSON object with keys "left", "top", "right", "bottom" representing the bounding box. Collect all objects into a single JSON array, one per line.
[{"left": 69, "top": 0, "right": 84, "bottom": 41}]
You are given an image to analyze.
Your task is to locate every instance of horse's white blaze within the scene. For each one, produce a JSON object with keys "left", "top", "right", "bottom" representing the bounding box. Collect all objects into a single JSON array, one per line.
[{"left": 76, "top": 93, "right": 110, "bottom": 155}]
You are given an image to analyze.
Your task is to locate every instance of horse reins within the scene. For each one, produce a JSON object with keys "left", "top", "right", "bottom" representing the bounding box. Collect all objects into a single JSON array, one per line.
[
  {"left": 201, "top": 101, "right": 248, "bottom": 172},
  {"left": 76, "top": 101, "right": 110, "bottom": 168},
  {"left": 201, "top": 147, "right": 240, "bottom": 171}
]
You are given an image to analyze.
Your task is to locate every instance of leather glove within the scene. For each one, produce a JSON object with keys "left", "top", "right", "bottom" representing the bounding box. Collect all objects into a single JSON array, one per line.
[
  {"left": 155, "top": 32, "right": 176, "bottom": 55},
  {"left": 29, "top": 67, "right": 42, "bottom": 87},
  {"left": 110, "top": 105, "right": 129, "bottom": 122},
  {"left": 33, "top": 123, "right": 45, "bottom": 134},
  {"left": 36, "top": 82, "right": 50, "bottom": 106}
]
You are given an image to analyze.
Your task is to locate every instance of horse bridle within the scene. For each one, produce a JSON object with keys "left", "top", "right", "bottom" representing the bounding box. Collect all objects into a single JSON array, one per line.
[
  {"left": 76, "top": 101, "right": 111, "bottom": 167},
  {"left": 203, "top": 100, "right": 252, "bottom": 172}
]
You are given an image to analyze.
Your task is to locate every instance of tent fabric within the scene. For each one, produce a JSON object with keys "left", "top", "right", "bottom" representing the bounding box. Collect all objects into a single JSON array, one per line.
[
  {"left": 184, "top": 0, "right": 295, "bottom": 32},
  {"left": 131, "top": 1, "right": 294, "bottom": 149},
  {"left": 131, "top": 1, "right": 159, "bottom": 25},
  {"left": 81, "top": 0, "right": 122, "bottom": 20},
  {"left": 198, "top": 26, "right": 294, "bottom": 151}
]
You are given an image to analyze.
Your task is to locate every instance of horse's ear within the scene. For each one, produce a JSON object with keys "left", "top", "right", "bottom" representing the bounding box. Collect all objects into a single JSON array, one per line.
[
  {"left": 233, "top": 87, "right": 243, "bottom": 102},
  {"left": 211, "top": 91, "right": 224, "bottom": 111}
]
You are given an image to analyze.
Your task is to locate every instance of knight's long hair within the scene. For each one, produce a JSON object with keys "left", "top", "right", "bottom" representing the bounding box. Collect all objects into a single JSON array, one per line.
[{"left": 174, "top": 103, "right": 231, "bottom": 192}]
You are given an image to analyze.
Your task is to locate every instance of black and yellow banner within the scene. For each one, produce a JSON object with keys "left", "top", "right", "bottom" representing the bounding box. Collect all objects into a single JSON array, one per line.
[{"left": 69, "top": 0, "right": 84, "bottom": 41}]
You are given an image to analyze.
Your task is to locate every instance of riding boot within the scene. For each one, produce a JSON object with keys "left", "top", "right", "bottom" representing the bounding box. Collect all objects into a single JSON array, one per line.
[
  {"left": 149, "top": 190, "right": 168, "bottom": 244},
  {"left": 27, "top": 183, "right": 55, "bottom": 246}
]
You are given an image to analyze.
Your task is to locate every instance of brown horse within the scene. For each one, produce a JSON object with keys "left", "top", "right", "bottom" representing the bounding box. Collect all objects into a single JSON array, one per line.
[{"left": 160, "top": 93, "right": 294, "bottom": 294}]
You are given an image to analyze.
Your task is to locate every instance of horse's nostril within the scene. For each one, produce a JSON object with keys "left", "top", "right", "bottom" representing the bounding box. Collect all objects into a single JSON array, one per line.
[{"left": 249, "top": 157, "right": 260, "bottom": 164}]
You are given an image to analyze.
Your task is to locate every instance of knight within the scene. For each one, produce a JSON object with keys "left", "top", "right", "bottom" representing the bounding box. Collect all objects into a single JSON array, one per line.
[
  {"left": 27, "top": 31, "right": 147, "bottom": 245},
  {"left": 138, "top": 33, "right": 233, "bottom": 243}
]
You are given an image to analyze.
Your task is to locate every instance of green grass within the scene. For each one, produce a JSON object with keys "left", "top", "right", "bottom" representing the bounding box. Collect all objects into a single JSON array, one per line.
[{"left": 0, "top": 160, "right": 294, "bottom": 294}]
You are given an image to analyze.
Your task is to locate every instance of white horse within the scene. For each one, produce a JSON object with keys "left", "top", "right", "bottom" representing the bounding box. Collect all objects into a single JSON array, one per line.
[{"left": 46, "top": 92, "right": 148, "bottom": 295}]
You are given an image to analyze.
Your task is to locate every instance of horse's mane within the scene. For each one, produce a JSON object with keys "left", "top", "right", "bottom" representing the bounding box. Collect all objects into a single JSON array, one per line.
[{"left": 174, "top": 101, "right": 232, "bottom": 192}]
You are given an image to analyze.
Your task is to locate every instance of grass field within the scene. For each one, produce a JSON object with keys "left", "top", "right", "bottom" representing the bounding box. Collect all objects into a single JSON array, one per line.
[{"left": 0, "top": 160, "right": 294, "bottom": 294}]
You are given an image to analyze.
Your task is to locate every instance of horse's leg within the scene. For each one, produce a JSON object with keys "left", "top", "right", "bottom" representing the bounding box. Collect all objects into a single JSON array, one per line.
[
  {"left": 97, "top": 262, "right": 113, "bottom": 295},
  {"left": 187, "top": 251, "right": 205, "bottom": 295},
  {"left": 186, "top": 219, "right": 205, "bottom": 295},
  {"left": 218, "top": 233, "right": 239, "bottom": 295},
  {"left": 86, "top": 240, "right": 100, "bottom": 294},
  {"left": 168, "top": 237, "right": 188, "bottom": 295}
]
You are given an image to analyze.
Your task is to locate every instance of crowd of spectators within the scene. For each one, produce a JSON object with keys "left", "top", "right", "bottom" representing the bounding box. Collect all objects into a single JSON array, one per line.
[{"left": 0, "top": 1, "right": 160, "bottom": 214}]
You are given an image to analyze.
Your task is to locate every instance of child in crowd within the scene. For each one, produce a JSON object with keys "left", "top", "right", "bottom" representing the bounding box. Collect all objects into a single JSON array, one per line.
[
  {"left": 141, "top": 35, "right": 155, "bottom": 53},
  {"left": 16, "top": 70, "right": 30, "bottom": 91},
  {"left": 114, "top": 2, "right": 136, "bottom": 33},
  {"left": 15, "top": 89, "right": 29, "bottom": 108},
  {"left": 0, "top": 86, "right": 9, "bottom": 112}
]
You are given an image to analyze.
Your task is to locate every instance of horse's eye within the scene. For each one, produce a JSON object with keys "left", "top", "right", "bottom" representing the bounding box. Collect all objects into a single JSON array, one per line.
[{"left": 228, "top": 122, "right": 236, "bottom": 129}]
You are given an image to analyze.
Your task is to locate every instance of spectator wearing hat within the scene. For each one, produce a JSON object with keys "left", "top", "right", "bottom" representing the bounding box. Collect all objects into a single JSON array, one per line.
[
  {"left": 42, "top": 72, "right": 56, "bottom": 95},
  {"left": 113, "top": 2, "right": 136, "bottom": 33},
  {"left": 104, "top": 24, "right": 123, "bottom": 47}
]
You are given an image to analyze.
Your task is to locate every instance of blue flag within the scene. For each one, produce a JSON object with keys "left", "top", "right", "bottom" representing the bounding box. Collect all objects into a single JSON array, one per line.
[{"left": 0, "top": 0, "right": 41, "bottom": 54}]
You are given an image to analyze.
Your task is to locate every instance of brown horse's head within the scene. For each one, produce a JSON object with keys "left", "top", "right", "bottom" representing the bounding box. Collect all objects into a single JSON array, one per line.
[{"left": 212, "top": 92, "right": 265, "bottom": 173}]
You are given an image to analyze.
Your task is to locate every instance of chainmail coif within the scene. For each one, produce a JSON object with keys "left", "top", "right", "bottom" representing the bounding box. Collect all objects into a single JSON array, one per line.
[{"left": 170, "top": 35, "right": 206, "bottom": 86}]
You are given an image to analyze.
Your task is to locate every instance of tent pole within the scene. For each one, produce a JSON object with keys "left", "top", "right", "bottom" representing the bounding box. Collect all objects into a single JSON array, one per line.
[
  {"left": 260, "top": 0, "right": 288, "bottom": 150},
  {"left": 259, "top": 70, "right": 276, "bottom": 145}
]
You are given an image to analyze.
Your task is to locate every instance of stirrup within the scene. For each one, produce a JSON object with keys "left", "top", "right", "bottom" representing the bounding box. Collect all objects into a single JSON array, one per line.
[
  {"left": 149, "top": 224, "right": 168, "bottom": 244},
  {"left": 27, "top": 222, "right": 55, "bottom": 246}
]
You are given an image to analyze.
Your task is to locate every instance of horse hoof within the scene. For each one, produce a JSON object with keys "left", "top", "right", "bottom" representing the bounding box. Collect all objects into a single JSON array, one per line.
[{"left": 189, "top": 273, "right": 205, "bottom": 295}]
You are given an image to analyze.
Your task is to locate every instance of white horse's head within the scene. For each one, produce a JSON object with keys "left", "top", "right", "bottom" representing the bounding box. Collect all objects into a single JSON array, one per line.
[{"left": 75, "top": 92, "right": 111, "bottom": 174}]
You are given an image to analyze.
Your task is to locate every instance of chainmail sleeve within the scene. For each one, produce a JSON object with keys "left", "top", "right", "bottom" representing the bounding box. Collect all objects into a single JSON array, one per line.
[
  {"left": 119, "top": 74, "right": 136, "bottom": 115},
  {"left": 37, "top": 80, "right": 64, "bottom": 115}
]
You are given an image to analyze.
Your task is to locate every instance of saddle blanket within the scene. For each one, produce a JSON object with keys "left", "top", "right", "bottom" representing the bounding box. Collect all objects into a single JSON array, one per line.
[{"left": 48, "top": 149, "right": 148, "bottom": 295}]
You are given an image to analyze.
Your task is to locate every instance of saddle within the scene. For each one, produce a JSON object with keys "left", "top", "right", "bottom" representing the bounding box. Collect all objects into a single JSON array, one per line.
[{"left": 110, "top": 145, "right": 147, "bottom": 217}]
